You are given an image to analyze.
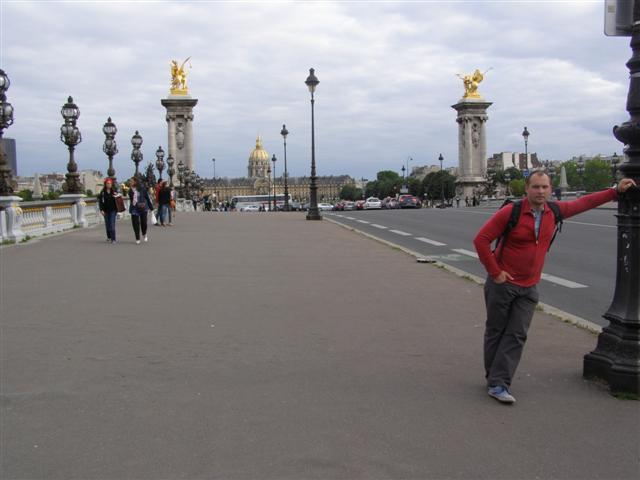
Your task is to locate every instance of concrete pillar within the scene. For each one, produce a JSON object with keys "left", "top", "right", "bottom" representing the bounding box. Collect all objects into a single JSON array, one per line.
[
  {"left": 60, "top": 194, "right": 87, "bottom": 227},
  {"left": 161, "top": 96, "right": 198, "bottom": 174},
  {"left": 0, "top": 196, "right": 25, "bottom": 242}
]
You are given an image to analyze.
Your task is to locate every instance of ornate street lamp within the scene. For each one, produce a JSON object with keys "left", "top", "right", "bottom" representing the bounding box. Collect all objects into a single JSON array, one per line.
[
  {"left": 167, "top": 155, "right": 175, "bottom": 188},
  {"left": 60, "top": 96, "right": 84, "bottom": 194},
  {"left": 0, "top": 69, "right": 15, "bottom": 196},
  {"left": 305, "top": 68, "right": 321, "bottom": 220},
  {"left": 271, "top": 154, "right": 277, "bottom": 211},
  {"left": 280, "top": 124, "right": 290, "bottom": 211},
  {"left": 177, "top": 159, "right": 186, "bottom": 197},
  {"left": 584, "top": 11, "right": 640, "bottom": 395},
  {"left": 131, "top": 130, "right": 143, "bottom": 177},
  {"left": 102, "top": 117, "right": 118, "bottom": 186},
  {"left": 522, "top": 126, "right": 530, "bottom": 161},
  {"left": 401, "top": 164, "right": 406, "bottom": 187},
  {"left": 611, "top": 152, "right": 620, "bottom": 184},
  {"left": 211, "top": 157, "right": 216, "bottom": 180},
  {"left": 504, "top": 171, "right": 511, "bottom": 197},
  {"left": 155, "top": 146, "right": 165, "bottom": 181},
  {"left": 267, "top": 164, "right": 272, "bottom": 212},
  {"left": 439, "top": 153, "right": 445, "bottom": 207}
]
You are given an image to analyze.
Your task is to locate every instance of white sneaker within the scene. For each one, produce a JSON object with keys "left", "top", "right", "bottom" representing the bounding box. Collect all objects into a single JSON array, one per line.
[
  {"left": 144, "top": 235, "right": 148, "bottom": 242},
  {"left": 136, "top": 240, "right": 140, "bottom": 245}
]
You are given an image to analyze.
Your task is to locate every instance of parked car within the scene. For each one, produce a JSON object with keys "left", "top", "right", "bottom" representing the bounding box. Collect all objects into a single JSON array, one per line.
[
  {"left": 364, "top": 197, "right": 382, "bottom": 210},
  {"left": 382, "top": 197, "right": 399, "bottom": 209},
  {"left": 355, "top": 200, "right": 366, "bottom": 210},
  {"left": 333, "top": 201, "right": 345, "bottom": 211},
  {"left": 398, "top": 195, "right": 420, "bottom": 208},
  {"left": 318, "top": 203, "right": 334, "bottom": 211},
  {"left": 343, "top": 201, "right": 356, "bottom": 211},
  {"left": 240, "top": 204, "right": 260, "bottom": 212}
]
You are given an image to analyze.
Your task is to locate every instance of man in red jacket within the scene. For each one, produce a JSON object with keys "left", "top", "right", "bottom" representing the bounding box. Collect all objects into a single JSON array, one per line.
[{"left": 473, "top": 170, "right": 636, "bottom": 404}]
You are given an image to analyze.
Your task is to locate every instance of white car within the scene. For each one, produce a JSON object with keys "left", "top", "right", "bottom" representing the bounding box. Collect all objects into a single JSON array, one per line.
[
  {"left": 364, "top": 197, "right": 382, "bottom": 209},
  {"left": 240, "top": 204, "right": 261, "bottom": 212},
  {"left": 318, "top": 203, "right": 334, "bottom": 211}
]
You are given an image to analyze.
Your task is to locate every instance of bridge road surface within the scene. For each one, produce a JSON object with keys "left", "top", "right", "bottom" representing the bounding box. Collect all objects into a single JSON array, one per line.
[
  {"left": 327, "top": 206, "right": 620, "bottom": 328},
  {"left": 1, "top": 213, "right": 638, "bottom": 480}
]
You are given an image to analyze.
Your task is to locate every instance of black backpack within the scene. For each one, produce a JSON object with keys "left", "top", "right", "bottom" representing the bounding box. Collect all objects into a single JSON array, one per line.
[{"left": 493, "top": 199, "right": 563, "bottom": 253}]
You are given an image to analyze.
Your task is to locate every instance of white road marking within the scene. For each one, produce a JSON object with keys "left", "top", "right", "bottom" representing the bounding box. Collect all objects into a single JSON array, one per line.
[
  {"left": 345, "top": 216, "right": 356, "bottom": 220},
  {"left": 415, "top": 237, "right": 447, "bottom": 246},
  {"left": 357, "top": 220, "right": 370, "bottom": 224},
  {"left": 540, "top": 274, "right": 588, "bottom": 289},
  {"left": 335, "top": 214, "right": 344, "bottom": 218},
  {"left": 452, "top": 248, "right": 479, "bottom": 258},
  {"left": 565, "top": 220, "right": 615, "bottom": 228},
  {"left": 452, "top": 249, "right": 588, "bottom": 288},
  {"left": 390, "top": 229, "right": 412, "bottom": 236},
  {"left": 371, "top": 224, "right": 387, "bottom": 229}
]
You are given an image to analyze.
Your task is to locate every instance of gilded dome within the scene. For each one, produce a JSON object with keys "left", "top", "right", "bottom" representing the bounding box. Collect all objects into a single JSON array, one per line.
[{"left": 249, "top": 136, "right": 269, "bottom": 163}]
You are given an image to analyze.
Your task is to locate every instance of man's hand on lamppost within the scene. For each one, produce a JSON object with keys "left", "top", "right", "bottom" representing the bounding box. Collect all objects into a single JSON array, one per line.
[{"left": 616, "top": 178, "right": 637, "bottom": 194}]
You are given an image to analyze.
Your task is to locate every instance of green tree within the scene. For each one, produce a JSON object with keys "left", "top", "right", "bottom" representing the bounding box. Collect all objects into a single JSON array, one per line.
[
  {"left": 510, "top": 179, "right": 525, "bottom": 197},
  {"left": 562, "top": 161, "right": 580, "bottom": 190},
  {"left": 407, "top": 177, "right": 424, "bottom": 198},
  {"left": 17, "top": 189, "right": 33, "bottom": 201},
  {"left": 86, "top": 189, "right": 94, "bottom": 197},
  {"left": 423, "top": 171, "right": 456, "bottom": 202},
  {"left": 340, "top": 184, "right": 362, "bottom": 201},
  {"left": 583, "top": 158, "right": 611, "bottom": 192}
]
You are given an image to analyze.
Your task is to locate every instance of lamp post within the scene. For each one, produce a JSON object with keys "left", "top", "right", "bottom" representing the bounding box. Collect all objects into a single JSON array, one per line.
[
  {"left": 155, "top": 146, "right": 165, "bottom": 181},
  {"left": 60, "top": 96, "right": 84, "bottom": 193},
  {"left": 131, "top": 130, "right": 143, "bottom": 177},
  {"left": 280, "top": 124, "right": 290, "bottom": 211},
  {"left": 577, "top": 156, "right": 585, "bottom": 191},
  {"left": 0, "top": 69, "right": 15, "bottom": 195},
  {"left": 522, "top": 126, "right": 530, "bottom": 165},
  {"left": 504, "top": 171, "right": 511, "bottom": 197},
  {"left": 584, "top": 3, "right": 640, "bottom": 395},
  {"left": 102, "top": 117, "right": 118, "bottom": 186},
  {"left": 212, "top": 157, "right": 216, "bottom": 180},
  {"left": 271, "top": 154, "right": 277, "bottom": 211},
  {"left": 267, "top": 164, "right": 271, "bottom": 212},
  {"left": 439, "top": 153, "right": 445, "bottom": 207},
  {"left": 401, "top": 165, "right": 406, "bottom": 190},
  {"left": 611, "top": 152, "right": 620, "bottom": 184},
  {"left": 305, "top": 68, "right": 321, "bottom": 220},
  {"left": 167, "top": 155, "right": 175, "bottom": 188},
  {"left": 177, "top": 159, "right": 186, "bottom": 198}
]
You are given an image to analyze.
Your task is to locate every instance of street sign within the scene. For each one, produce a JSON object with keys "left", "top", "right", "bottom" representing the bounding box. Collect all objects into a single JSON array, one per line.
[
  {"left": 605, "top": 0, "right": 633, "bottom": 37},
  {"left": 523, "top": 169, "right": 530, "bottom": 178}
]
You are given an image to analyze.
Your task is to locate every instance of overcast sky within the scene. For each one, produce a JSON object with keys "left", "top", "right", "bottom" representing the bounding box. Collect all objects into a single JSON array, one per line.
[{"left": 0, "top": 0, "right": 631, "bottom": 180}]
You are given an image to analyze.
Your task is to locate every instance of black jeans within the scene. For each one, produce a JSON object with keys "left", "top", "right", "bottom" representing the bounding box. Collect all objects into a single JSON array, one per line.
[
  {"left": 483, "top": 276, "right": 539, "bottom": 389},
  {"left": 131, "top": 213, "right": 148, "bottom": 240}
]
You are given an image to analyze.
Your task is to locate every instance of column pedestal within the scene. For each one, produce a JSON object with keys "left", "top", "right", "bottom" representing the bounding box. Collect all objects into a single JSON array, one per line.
[
  {"left": 0, "top": 195, "right": 24, "bottom": 242},
  {"left": 161, "top": 96, "right": 198, "bottom": 182}
]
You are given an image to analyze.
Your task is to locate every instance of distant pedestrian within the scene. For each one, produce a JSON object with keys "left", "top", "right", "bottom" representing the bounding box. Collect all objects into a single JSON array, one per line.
[
  {"left": 456, "top": 196, "right": 460, "bottom": 208},
  {"left": 465, "top": 196, "right": 470, "bottom": 207},
  {"left": 128, "top": 176, "right": 154, "bottom": 244},
  {"left": 157, "top": 181, "right": 171, "bottom": 226},
  {"left": 168, "top": 186, "right": 176, "bottom": 225},
  {"left": 98, "top": 178, "right": 118, "bottom": 243},
  {"left": 473, "top": 170, "right": 636, "bottom": 405}
]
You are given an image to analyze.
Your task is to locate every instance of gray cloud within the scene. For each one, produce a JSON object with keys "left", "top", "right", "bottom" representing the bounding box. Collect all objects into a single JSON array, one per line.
[{"left": 1, "top": 1, "right": 630, "bottom": 179}]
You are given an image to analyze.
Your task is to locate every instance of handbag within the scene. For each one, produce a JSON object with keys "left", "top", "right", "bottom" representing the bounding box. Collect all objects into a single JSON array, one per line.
[
  {"left": 115, "top": 195, "right": 126, "bottom": 213},
  {"left": 136, "top": 201, "right": 147, "bottom": 212}
]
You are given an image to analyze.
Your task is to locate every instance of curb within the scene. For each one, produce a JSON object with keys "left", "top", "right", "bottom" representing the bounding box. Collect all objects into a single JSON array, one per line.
[{"left": 325, "top": 216, "right": 603, "bottom": 335}]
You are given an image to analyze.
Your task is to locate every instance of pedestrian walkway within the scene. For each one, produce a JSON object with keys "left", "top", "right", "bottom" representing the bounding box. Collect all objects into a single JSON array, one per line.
[{"left": 1, "top": 213, "right": 638, "bottom": 480}]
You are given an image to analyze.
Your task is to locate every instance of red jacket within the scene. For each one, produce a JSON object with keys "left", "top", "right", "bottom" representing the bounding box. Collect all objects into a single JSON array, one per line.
[{"left": 473, "top": 189, "right": 618, "bottom": 287}]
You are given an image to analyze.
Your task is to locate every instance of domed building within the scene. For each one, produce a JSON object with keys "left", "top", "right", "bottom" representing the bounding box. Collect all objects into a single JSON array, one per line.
[
  {"left": 247, "top": 136, "right": 270, "bottom": 178},
  {"left": 204, "top": 136, "right": 355, "bottom": 206}
]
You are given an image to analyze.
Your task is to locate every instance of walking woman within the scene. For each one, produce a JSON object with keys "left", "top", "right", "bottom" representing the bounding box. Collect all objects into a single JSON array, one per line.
[
  {"left": 128, "top": 176, "right": 154, "bottom": 244},
  {"left": 98, "top": 178, "right": 119, "bottom": 243}
]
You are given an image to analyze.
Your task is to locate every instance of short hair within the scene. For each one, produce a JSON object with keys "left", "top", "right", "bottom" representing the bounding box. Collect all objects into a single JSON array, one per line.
[{"left": 525, "top": 169, "right": 550, "bottom": 186}]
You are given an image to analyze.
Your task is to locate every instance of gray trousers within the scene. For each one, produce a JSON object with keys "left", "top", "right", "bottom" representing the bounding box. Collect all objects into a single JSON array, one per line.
[{"left": 483, "top": 276, "right": 539, "bottom": 389}]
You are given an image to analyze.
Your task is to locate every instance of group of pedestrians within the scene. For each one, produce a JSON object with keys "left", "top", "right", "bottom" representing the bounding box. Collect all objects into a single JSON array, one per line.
[{"left": 98, "top": 177, "right": 176, "bottom": 245}]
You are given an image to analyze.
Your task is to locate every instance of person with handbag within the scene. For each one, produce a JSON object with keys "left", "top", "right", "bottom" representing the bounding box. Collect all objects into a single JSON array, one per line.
[
  {"left": 128, "top": 176, "right": 154, "bottom": 244},
  {"left": 157, "top": 181, "right": 171, "bottom": 226},
  {"left": 98, "top": 178, "right": 118, "bottom": 244}
]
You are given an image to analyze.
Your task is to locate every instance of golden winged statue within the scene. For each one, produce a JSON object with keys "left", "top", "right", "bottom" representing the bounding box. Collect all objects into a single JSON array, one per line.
[
  {"left": 170, "top": 57, "right": 191, "bottom": 95},
  {"left": 456, "top": 68, "right": 491, "bottom": 99}
]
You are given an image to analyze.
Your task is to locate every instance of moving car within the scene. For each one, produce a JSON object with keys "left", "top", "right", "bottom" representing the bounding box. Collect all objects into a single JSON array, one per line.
[
  {"left": 398, "top": 195, "right": 420, "bottom": 208},
  {"left": 240, "top": 204, "right": 261, "bottom": 212},
  {"left": 364, "top": 197, "right": 382, "bottom": 209},
  {"left": 318, "top": 203, "right": 334, "bottom": 211}
]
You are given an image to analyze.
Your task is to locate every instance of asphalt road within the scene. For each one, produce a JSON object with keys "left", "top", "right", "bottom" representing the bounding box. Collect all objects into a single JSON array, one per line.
[{"left": 326, "top": 205, "right": 619, "bottom": 327}]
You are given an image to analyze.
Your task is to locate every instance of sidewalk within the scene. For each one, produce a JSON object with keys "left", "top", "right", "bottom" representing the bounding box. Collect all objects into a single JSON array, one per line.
[{"left": 1, "top": 213, "right": 638, "bottom": 480}]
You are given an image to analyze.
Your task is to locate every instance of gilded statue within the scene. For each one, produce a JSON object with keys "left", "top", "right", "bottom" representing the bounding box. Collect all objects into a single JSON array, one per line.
[
  {"left": 456, "top": 68, "right": 491, "bottom": 99},
  {"left": 170, "top": 57, "right": 191, "bottom": 94}
]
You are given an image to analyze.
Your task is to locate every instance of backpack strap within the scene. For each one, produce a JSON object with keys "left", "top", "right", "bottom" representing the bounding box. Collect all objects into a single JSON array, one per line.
[
  {"left": 546, "top": 201, "right": 563, "bottom": 251},
  {"left": 493, "top": 200, "right": 522, "bottom": 254}
]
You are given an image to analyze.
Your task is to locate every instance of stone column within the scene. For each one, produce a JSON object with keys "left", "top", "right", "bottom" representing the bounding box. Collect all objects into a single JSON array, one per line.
[
  {"left": 452, "top": 99, "right": 492, "bottom": 200},
  {"left": 0, "top": 195, "right": 25, "bottom": 242},
  {"left": 60, "top": 194, "right": 87, "bottom": 227},
  {"left": 161, "top": 96, "right": 198, "bottom": 175}
]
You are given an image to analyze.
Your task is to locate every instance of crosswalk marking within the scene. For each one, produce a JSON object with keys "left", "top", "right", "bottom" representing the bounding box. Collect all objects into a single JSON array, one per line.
[
  {"left": 415, "top": 237, "right": 447, "bottom": 246},
  {"left": 390, "top": 229, "right": 411, "bottom": 236}
]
